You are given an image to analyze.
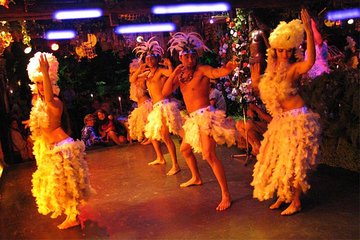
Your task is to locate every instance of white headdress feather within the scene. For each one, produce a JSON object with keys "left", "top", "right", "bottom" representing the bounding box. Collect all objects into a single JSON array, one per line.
[
  {"left": 132, "top": 37, "right": 164, "bottom": 60},
  {"left": 168, "top": 32, "right": 210, "bottom": 55},
  {"left": 27, "top": 52, "right": 60, "bottom": 95},
  {"left": 269, "top": 19, "right": 304, "bottom": 49}
]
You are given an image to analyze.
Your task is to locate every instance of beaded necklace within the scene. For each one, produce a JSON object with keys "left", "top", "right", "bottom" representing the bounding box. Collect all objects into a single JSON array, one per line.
[{"left": 179, "top": 66, "right": 196, "bottom": 84}]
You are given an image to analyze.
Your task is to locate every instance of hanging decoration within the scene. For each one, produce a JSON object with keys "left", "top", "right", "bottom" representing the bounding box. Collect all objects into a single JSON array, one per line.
[
  {"left": 21, "top": 20, "right": 31, "bottom": 47},
  {"left": 75, "top": 33, "right": 97, "bottom": 60},
  {"left": 0, "top": 29, "right": 13, "bottom": 56},
  {"left": 218, "top": 8, "right": 252, "bottom": 109},
  {"left": 0, "top": 0, "right": 10, "bottom": 8}
]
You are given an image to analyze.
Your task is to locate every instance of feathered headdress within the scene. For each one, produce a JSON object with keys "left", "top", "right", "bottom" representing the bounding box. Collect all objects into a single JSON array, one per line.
[
  {"left": 132, "top": 37, "right": 164, "bottom": 60},
  {"left": 27, "top": 52, "right": 60, "bottom": 95},
  {"left": 269, "top": 19, "right": 304, "bottom": 49},
  {"left": 129, "top": 58, "right": 140, "bottom": 74},
  {"left": 168, "top": 32, "right": 211, "bottom": 56}
]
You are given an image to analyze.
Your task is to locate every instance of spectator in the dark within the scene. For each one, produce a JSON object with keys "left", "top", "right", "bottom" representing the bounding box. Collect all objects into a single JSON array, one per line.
[
  {"left": 9, "top": 117, "right": 32, "bottom": 162},
  {"left": 81, "top": 114, "right": 104, "bottom": 148},
  {"left": 209, "top": 82, "right": 227, "bottom": 113},
  {"left": 100, "top": 95, "right": 113, "bottom": 115},
  {"left": 344, "top": 36, "right": 359, "bottom": 69},
  {"left": 235, "top": 103, "right": 271, "bottom": 155},
  {"left": 96, "top": 109, "right": 127, "bottom": 145},
  {"left": 91, "top": 98, "right": 102, "bottom": 113}
]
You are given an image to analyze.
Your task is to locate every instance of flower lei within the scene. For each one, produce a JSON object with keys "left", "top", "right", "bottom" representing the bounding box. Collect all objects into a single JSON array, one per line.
[
  {"left": 29, "top": 97, "right": 50, "bottom": 139},
  {"left": 258, "top": 62, "right": 297, "bottom": 116}
]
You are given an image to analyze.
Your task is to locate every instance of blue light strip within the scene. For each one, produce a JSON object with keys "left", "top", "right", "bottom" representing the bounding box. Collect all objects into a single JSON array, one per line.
[
  {"left": 45, "top": 30, "right": 76, "bottom": 40},
  {"left": 152, "top": 2, "right": 230, "bottom": 14},
  {"left": 53, "top": 8, "right": 103, "bottom": 20},
  {"left": 326, "top": 8, "right": 360, "bottom": 21},
  {"left": 115, "top": 23, "right": 176, "bottom": 34}
]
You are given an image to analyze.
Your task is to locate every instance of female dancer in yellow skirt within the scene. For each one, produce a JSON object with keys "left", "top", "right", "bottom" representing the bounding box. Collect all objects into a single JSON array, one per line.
[
  {"left": 25, "top": 52, "right": 92, "bottom": 229},
  {"left": 251, "top": 9, "right": 321, "bottom": 216}
]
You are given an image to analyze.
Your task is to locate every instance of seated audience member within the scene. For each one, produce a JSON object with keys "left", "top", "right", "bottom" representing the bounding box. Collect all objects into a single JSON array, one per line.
[
  {"left": 235, "top": 103, "right": 271, "bottom": 155},
  {"left": 100, "top": 95, "right": 113, "bottom": 115},
  {"left": 9, "top": 117, "right": 32, "bottom": 162},
  {"left": 81, "top": 114, "right": 104, "bottom": 148},
  {"left": 90, "top": 98, "right": 102, "bottom": 113},
  {"left": 96, "top": 109, "right": 127, "bottom": 145},
  {"left": 209, "top": 82, "right": 227, "bottom": 113},
  {"left": 344, "top": 36, "right": 359, "bottom": 69}
]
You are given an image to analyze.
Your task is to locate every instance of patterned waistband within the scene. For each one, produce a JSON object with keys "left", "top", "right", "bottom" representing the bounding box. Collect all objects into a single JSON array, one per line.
[
  {"left": 54, "top": 137, "right": 74, "bottom": 147},
  {"left": 153, "top": 99, "right": 170, "bottom": 108},
  {"left": 139, "top": 99, "right": 152, "bottom": 106},
  {"left": 275, "top": 106, "right": 309, "bottom": 119},
  {"left": 189, "top": 106, "right": 211, "bottom": 117}
]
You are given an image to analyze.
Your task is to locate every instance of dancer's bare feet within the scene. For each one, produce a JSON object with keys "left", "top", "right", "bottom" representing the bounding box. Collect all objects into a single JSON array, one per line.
[
  {"left": 148, "top": 159, "right": 166, "bottom": 165},
  {"left": 50, "top": 211, "right": 61, "bottom": 219},
  {"left": 281, "top": 201, "right": 301, "bottom": 216},
  {"left": 141, "top": 138, "right": 151, "bottom": 145},
  {"left": 166, "top": 166, "right": 181, "bottom": 176},
  {"left": 216, "top": 195, "right": 231, "bottom": 211},
  {"left": 57, "top": 218, "right": 80, "bottom": 230},
  {"left": 269, "top": 198, "right": 284, "bottom": 210},
  {"left": 180, "top": 178, "right": 202, "bottom": 187}
]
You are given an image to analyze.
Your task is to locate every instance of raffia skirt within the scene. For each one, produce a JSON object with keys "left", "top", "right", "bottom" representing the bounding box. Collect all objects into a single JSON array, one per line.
[
  {"left": 144, "top": 99, "right": 183, "bottom": 141},
  {"left": 31, "top": 137, "right": 92, "bottom": 219},
  {"left": 182, "top": 106, "right": 237, "bottom": 155},
  {"left": 251, "top": 107, "right": 321, "bottom": 202},
  {"left": 128, "top": 99, "right": 152, "bottom": 142}
]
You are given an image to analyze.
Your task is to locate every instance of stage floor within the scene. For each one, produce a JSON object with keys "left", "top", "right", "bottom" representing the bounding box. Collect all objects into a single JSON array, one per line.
[{"left": 1, "top": 138, "right": 359, "bottom": 239}]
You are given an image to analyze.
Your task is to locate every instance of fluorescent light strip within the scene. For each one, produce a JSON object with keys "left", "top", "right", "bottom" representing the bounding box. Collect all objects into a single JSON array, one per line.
[
  {"left": 152, "top": 2, "right": 230, "bottom": 14},
  {"left": 53, "top": 8, "right": 103, "bottom": 20},
  {"left": 45, "top": 30, "right": 76, "bottom": 40},
  {"left": 115, "top": 23, "right": 176, "bottom": 34},
  {"left": 326, "top": 8, "right": 360, "bottom": 21}
]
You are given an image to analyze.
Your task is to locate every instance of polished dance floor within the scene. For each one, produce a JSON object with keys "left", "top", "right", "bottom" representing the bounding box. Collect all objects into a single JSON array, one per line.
[{"left": 1, "top": 138, "right": 359, "bottom": 239}]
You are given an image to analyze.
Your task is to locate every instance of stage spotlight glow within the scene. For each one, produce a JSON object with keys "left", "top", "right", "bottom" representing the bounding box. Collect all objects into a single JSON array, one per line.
[
  {"left": 136, "top": 36, "right": 144, "bottom": 42},
  {"left": 152, "top": 2, "right": 230, "bottom": 14},
  {"left": 24, "top": 46, "right": 32, "bottom": 54},
  {"left": 115, "top": 23, "right": 175, "bottom": 34},
  {"left": 347, "top": 19, "right": 354, "bottom": 24},
  {"left": 53, "top": 9, "right": 103, "bottom": 20},
  {"left": 51, "top": 43, "right": 59, "bottom": 51},
  {"left": 326, "top": 8, "right": 360, "bottom": 21},
  {"left": 45, "top": 30, "right": 76, "bottom": 40}
]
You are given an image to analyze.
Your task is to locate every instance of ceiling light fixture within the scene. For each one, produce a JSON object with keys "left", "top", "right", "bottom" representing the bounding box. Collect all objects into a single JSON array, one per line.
[
  {"left": 45, "top": 30, "right": 76, "bottom": 40},
  {"left": 24, "top": 46, "right": 32, "bottom": 54},
  {"left": 53, "top": 8, "right": 103, "bottom": 20},
  {"left": 151, "top": 2, "right": 230, "bottom": 14},
  {"left": 326, "top": 8, "right": 360, "bottom": 21},
  {"left": 115, "top": 23, "right": 176, "bottom": 34}
]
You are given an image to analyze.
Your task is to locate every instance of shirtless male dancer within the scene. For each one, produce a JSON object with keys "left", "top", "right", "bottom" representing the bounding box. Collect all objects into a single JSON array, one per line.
[
  {"left": 164, "top": 32, "right": 238, "bottom": 210},
  {"left": 132, "top": 37, "right": 183, "bottom": 176}
]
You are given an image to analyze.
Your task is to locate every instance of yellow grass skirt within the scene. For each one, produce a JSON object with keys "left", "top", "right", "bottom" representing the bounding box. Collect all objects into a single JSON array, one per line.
[
  {"left": 31, "top": 137, "right": 92, "bottom": 218},
  {"left": 251, "top": 107, "right": 321, "bottom": 202},
  {"left": 128, "top": 100, "right": 153, "bottom": 142},
  {"left": 144, "top": 99, "right": 183, "bottom": 141},
  {"left": 183, "top": 106, "right": 237, "bottom": 154}
]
